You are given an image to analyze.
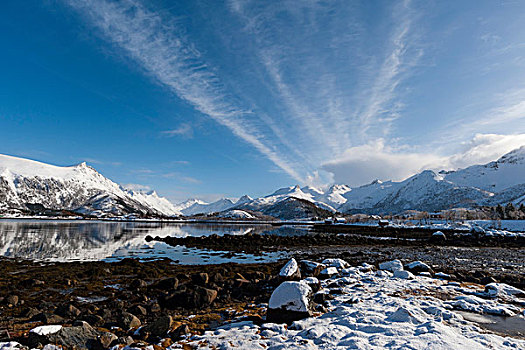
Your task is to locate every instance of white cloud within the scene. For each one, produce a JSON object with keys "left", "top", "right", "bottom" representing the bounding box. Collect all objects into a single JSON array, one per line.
[
  {"left": 161, "top": 123, "right": 193, "bottom": 138},
  {"left": 322, "top": 139, "right": 445, "bottom": 186},
  {"left": 323, "top": 134, "right": 525, "bottom": 186},
  {"left": 448, "top": 133, "right": 525, "bottom": 169},
  {"left": 121, "top": 183, "right": 151, "bottom": 191}
]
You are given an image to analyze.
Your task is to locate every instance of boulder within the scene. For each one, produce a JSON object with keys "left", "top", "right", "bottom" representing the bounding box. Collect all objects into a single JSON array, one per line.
[
  {"left": 161, "top": 287, "right": 218, "bottom": 309},
  {"left": 266, "top": 281, "right": 314, "bottom": 324},
  {"left": 279, "top": 258, "right": 301, "bottom": 281},
  {"left": 152, "top": 277, "right": 179, "bottom": 291},
  {"left": 31, "top": 312, "right": 65, "bottom": 324},
  {"left": 141, "top": 315, "right": 173, "bottom": 337},
  {"left": 318, "top": 267, "right": 338, "bottom": 279},
  {"left": 117, "top": 312, "right": 141, "bottom": 329},
  {"left": 192, "top": 273, "right": 209, "bottom": 286},
  {"left": 393, "top": 270, "right": 415, "bottom": 280},
  {"left": 169, "top": 324, "right": 190, "bottom": 340},
  {"left": 130, "top": 279, "right": 148, "bottom": 289},
  {"left": 430, "top": 231, "right": 447, "bottom": 242},
  {"left": 379, "top": 259, "right": 404, "bottom": 272},
  {"left": 299, "top": 260, "right": 326, "bottom": 277},
  {"left": 5, "top": 295, "right": 19, "bottom": 307},
  {"left": 55, "top": 304, "right": 81, "bottom": 318},
  {"left": 302, "top": 277, "right": 321, "bottom": 292},
  {"left": 321, "top": 258, "right": 349, "bottom": 269},
  {"left": 405, "top": 261, "right": 433, "bottom": 274},
  {"left": 28, "top": 321, "right": 99, "bottom": 349}
]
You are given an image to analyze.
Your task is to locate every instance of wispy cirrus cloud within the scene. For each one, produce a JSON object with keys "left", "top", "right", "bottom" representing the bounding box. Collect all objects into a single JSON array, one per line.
[
  {"left": 160, "top": 123, "right": 193, "bottom": 139},
  {"left": 64, "top": 0, "right": 306, "bottom": 182}
]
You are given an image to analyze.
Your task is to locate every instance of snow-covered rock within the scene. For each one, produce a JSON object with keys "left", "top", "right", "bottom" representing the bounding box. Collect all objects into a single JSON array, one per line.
[
  {"left": 321, "top": 258, "right": 349, "bottom": 269},
  {"left": 319, "top": 267, "right": 338, "bottom": 279},
  {"left": 29, "top": 325, "right": 63, "bottom": 336},
  {"left": 405, "top": 261, "right": 432, "bottom": 274},
  {"left": 394, "top": 270, "right": 415, "bottom": 279},
  {"left": 267, "top": 281, "right": 313, "bottom": 323},
  {"left": 279, "top": 258, "right": 301, "bottom": 280},
  {"left": 379, "top": 259, "right": 404, "bottom": 272}
]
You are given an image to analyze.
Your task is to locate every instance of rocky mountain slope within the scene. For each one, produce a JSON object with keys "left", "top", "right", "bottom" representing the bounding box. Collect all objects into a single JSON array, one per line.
[{"left": 0, "top": 154, "right": 179, "bottom": 217}]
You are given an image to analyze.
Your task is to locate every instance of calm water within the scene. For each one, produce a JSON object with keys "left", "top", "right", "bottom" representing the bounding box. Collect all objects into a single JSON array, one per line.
[{"left": 0, "top": 219, "right": 293, "bottom": 264}]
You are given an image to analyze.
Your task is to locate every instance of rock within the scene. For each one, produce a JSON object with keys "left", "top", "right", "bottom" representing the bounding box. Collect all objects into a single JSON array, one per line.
[
  {"left": 152, "top": 277, "right": 179, "bottom": 291},
  {"left": 130, "top": 279, "right": 148, "bottom": 289},
  {"left": 95, "top": 332, "right": 118, "bottom": 350},
  {"left": 299, "top": 260, "right": 326, "bottom": 277},
  {"left": 379, "top": 259, "right": 404, "bottom": 272},
  {"left": 430, "top": 231, "right": 447, "bottom": 242},
  {"left": 319, "top": 267, "right": 338, "bottom": 279},
  {"left": 161, "top": 287, "right": 218, "bottom": 309},
  {"left": 32, "top": 312, "right": 65, "bottom": 324},
  {"left": 80, "top": 314, "right": 105, "bottom": 327},
  {"left": 28, "top": 321, "right": 99, "bottom": 349},
  {"left": 21, "top": 279, "right": 45, "bottom": 287},
  {"left": 6, "top": 295, "right": 19, "bottom": 307},
  {"left": 279, "top": 258, "right": 301, "bottom": 281},
  {"left": 321, "top": 258, "right": 349, "bottom": 269},
  {"left": 117, "top": 336, "right": 134, "bottom": 346},
  {"left": 117, "top": 312, "right": 141, "bottom": 329},
  {"left": 169, "top": 324, "right": 190, "bottom": 340},
  {"left": 192, "top": 273, "right": 209, "bottom": 285},
  {"left": 148, "top": 302, "right": 161, "bottom": 313},
  {"left": 266, "top": 281, "right": 313, "bottom": 324},
  {"left": 142, "top": 315, "right": 173, "bottom": 337},
  {"left": 435, "top": 272, "right": 452, "bottom": 280},
  {"left": 55, "top": 304, "right": 81, "bottom": 318},
  {"left": 129, "top": 305, "right": 147, "bottom": 316},
  {"left": 303, "top": 277, "right": 321, "bottom": 292},
  {"left": 393, "top": 270, "right": 415, "bottom": 280},
  {"left": 481, "top": 276, "right": 498, "bottom": 285},
  {"left": 20, "top": 307, "right": 41, "bottom": 319},
  {"left": 405, "top": 261, "right": 433, "bottom": 274},
  {"left": 192, "top": 287, "right": 218, "bottom": 307},
  {"left": 387, "top": 307, "right": 423, "bottom": 323},
  {"left": 313, "top": 292, "right": 333, "bottom": 304}
]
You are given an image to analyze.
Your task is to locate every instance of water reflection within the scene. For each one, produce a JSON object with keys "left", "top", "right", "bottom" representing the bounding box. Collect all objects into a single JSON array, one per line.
[{"left": 0, "top": 219, "right": 286, "bottom": 263}]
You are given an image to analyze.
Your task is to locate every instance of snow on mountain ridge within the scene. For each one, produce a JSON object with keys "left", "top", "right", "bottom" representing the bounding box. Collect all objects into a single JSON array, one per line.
[{"left": 0, "top": 154, "right": 177, "bottom": 217}]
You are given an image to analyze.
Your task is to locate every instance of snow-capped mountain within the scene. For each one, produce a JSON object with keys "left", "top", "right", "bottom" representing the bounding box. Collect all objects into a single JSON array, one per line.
[
  {"left": 234, "top": 147, "right": 525, "bottom": 216},
  {"left": 178, "top": 195, "right": 253, "bottom": 216},
  {"left": 0, "top": 154, "right": 179, "bottom": 217}
]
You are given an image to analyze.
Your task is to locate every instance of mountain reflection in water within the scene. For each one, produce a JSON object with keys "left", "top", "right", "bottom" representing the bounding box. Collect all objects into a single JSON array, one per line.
[{"left": 0, "top": 220, "right": 286, "bottom": 263}]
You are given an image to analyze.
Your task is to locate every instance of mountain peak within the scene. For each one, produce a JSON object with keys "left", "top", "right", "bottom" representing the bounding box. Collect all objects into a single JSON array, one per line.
[{"left": 497, "top": 145, "right": 525, "bottom": 164}]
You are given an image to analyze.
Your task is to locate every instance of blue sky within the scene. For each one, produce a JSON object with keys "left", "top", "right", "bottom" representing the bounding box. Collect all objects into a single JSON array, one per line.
[{"left": 1, "top": 0, "right": 525, "bottom": 203}]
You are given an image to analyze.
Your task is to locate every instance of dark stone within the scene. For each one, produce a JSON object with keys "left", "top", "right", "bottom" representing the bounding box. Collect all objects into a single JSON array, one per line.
[
  {"left": 130, "top": 279, "right": 148, "bottom": 289},
  {"left": 55, "top": 304, "right": 81, "bottom": 318},
  {"left": 93, "top": 332, "right": 118, "bottom": 350},
  {"left": 169, "top": 324, "right": 190, "bottom": 340},
  {"left": 313, "top": 293, "right": 333, "bottom": 304},
  {"left": 152, "top": 277, "right": 179, "bottom": 291},
  {"left": 117, "top": 311, "right": 141, "bottom": 329},
  {"left": 6, "top": 295, "right": 19, "bottom": 307},
  {"left": 141, "top": 315, "right": 173, "bottom": 337},
  {"left": 32, "top": 312, "right": 65, "bottom": 324},
  {"left": 481, "top": 276, "right": 498, "bottom": 285},
  {"left": 192, "top": 273, "right": 209, "bottom": 285},
  {"left": 80, "top": 314, "right": 105, "bottom": 327},
  {"left": 129, "top": 305, "right": 147, "bottom": 316},
  {"left": 20, "top": 307, "right": 41, "bottom": 319},
  {"left": 161, "top": 287, "right": 218, "bottom": 309},
  {"left": 266, "top": 308, "right": 312, "bottom": 324},
  {"left": 28, "top": 321, "right": 99, "bottom": 349}
]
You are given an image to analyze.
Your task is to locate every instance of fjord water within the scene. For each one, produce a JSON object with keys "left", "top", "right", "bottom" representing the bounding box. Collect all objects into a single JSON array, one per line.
[{"left": 0, "top": 219, "right": 285, "bottom": 263}]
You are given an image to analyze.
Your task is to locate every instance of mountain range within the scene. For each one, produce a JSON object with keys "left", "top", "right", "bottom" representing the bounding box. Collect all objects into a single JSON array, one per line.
[{"left": 0, "top": 146, "right": 524, "bottom": 219}]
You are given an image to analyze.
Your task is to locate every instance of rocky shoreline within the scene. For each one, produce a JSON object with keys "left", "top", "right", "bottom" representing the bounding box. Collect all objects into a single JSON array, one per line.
[{"left": 0, "top": 235, "right": 524, "bottom": 349}]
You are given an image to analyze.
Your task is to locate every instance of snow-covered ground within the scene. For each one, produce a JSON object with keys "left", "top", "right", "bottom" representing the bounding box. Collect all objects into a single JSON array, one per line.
[{"left": 173, "top": 261, "right": 525, "bottom": 349}]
